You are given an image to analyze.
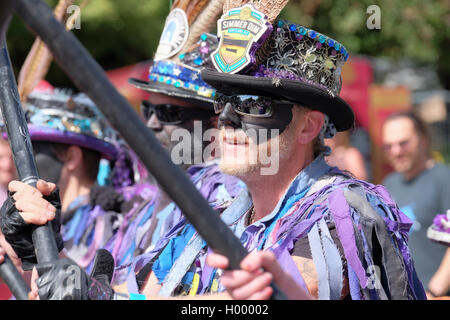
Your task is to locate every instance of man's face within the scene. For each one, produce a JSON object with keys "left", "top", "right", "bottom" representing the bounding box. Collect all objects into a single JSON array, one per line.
[
  {"left": 381, "top": 117, "right": 425, "bottom": 174},
  {"left": 144, "top": 93, "right": 215, "bottom": 167},
  {"left": 218, "top": 103, "right": 303, "bottom": 177},
  {"left": 146, "top": 93, "right": 195, "bottom": 149}
]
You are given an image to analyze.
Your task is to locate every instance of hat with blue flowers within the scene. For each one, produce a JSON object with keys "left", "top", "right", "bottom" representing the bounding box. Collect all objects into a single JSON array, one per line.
[{"left": 129, "top": 0, "right": 225, "bottom": 109}]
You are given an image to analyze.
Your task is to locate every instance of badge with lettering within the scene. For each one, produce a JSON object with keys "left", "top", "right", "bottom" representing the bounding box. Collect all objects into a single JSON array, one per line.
[
  {"left": 154, "top": 8, "right": 189, "bottom": 61},
  {"left": 211, "top": 4, "right": 273, "bottom": 74}
]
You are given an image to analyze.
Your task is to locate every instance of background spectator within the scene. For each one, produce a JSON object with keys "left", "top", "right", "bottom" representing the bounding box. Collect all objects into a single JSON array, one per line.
[
  {"left": 382, "top": 111, "right": 450, "bottom": 297},
  {"left": 325, "top": 131, "right": 368, "bottom": 181}
]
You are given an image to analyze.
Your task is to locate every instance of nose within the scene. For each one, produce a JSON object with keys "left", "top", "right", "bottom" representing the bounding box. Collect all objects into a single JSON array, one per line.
[
  {"left": 147, "top": 113, "right": 163, "bottom": 131},
  {"left": 218, "top": 102, "right": 241, "bottom": 129},
  {"left": 390, "top": 143, "right": 403, "bottom": 156}
]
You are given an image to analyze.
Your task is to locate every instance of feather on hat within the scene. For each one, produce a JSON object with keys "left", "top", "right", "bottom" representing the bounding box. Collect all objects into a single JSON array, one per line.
[
  {"left": 129, "top": 0, "right": 225, "bottom": 109},
  {"left": 13, "top": 0, "right": 119, "bottom": 159}
]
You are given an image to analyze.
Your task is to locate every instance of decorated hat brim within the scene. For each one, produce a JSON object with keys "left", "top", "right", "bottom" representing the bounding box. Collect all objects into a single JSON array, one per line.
[
  {"left": 128, "top": 78, "right": 214, "bottom": 110},
  {"left": 201, "top": 69, "right": 355, "bottom": 132},
  {"left": 2, "top": 125, "right": 117, "bottom": 160}
]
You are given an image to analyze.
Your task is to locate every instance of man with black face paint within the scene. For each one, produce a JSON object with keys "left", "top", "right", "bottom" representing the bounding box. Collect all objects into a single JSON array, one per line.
[
  {"left": 215, "top": 94, "right": 305, "bottom": 177},
  {"left": 101, "top": 1, "right": 247, "bottom": 287},
  {"left": 120, "top": 3, "right": 425, "bottom": 300},
  {"left": 199, "top": 2, "right": 426, "bottom": 299}
]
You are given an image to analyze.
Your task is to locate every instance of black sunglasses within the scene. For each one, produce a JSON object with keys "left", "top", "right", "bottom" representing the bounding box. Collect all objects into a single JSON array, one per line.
[
  {"left": 141, "top": 100, "right": 215, "bottom": 125},
  {"left": 213, "top": 92, "right": 293, "bottom": 118}
]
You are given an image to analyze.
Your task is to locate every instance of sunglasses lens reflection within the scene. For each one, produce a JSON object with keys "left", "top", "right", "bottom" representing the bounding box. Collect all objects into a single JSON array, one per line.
[{"left": 214, "top": 93, "right": 290, "bottom": 118}]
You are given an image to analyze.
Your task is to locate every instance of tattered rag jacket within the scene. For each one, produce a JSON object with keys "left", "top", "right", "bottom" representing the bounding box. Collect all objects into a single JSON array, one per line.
[
  {"left": 126, "top": 155, "right": 426, "bottom": 300},
  {"left": 111, "top": 161, "right": 245, "bottom": 286}
]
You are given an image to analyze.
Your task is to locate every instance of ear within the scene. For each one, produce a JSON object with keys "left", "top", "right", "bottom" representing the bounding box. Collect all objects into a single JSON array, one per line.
[
  {"left": 297, "top": 110, "right": 325, "bottom": 145},
  {"left": 63, "top": 145, "right": 83, "bottom": 171}
]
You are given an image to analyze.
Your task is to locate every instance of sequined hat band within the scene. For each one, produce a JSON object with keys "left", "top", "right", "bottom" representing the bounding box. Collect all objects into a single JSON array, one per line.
[
  {"left": 133, "top": 33, "right": 219, "bottom": 104},
  {"left": 148, "top": 60, "right": 215, "bottom": 100}
]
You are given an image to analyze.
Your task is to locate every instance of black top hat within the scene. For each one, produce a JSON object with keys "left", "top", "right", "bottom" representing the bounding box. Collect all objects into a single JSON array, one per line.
[{"left": 202, "top": 18, "right": 355, "bottom": 131}]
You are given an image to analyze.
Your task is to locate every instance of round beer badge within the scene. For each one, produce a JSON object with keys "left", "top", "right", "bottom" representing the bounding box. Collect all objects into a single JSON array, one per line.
[{"left": 154, "top": 8, "right": 189, "bottom": 61}]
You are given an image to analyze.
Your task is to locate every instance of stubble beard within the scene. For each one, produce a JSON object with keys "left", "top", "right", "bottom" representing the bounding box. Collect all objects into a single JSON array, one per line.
[{"left": 218, "top": 126, "right": 295, "bottom": 178}]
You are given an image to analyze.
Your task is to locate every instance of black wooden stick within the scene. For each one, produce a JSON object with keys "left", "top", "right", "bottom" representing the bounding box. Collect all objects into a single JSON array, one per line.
[
  {"left": 0, "top": 4, "right": 31, "bottom": 300},
  {"left": 0, "top": 255, "right": 30, "bottom": 300},
  {"left": 0, "top": 40, "right": 59, "bottom": 265}
]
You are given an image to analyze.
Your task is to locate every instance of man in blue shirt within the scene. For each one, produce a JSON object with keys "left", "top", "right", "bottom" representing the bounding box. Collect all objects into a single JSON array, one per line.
[{"left": 381, "top": 111, "right": 450, "bottom": 298}]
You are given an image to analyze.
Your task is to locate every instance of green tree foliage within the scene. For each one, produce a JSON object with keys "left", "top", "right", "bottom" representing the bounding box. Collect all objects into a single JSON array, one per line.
[
  {"left": 6, "top": 0, "right": 170, "bottom": 88},
  {"left": 5, "top": 0, "right": 450, "bottom": 89},
  {"left": 280, "top": 0, "right": 450, "bottom": 88}
]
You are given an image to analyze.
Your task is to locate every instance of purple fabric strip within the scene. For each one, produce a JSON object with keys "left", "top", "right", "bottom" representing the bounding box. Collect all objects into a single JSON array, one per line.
[
  {"left": 271, "top": 207, "right": 326, "bottom": 291},
  {"left": 327, "top": 188, "right": 368, "bottom": 287},
  {"left": 72, "top": 206, "right": 91, "bottom": 246},
  {"left": 84, "top": 204, "right": 103, "bottom": 231},
  {"left": 382, "top": 217, "right": 411, "bottom": 235},
  {"left": 199, "top": 248, "right": 215, "bottom": 294},
  {"left": 277, "top": 246, "right": 308, "bottom": 291},
  {"left": 111, "top": 202, "right": 141, "bottom": 261},
  {"left": 79, "top": 209, "right": 105, "bottom": 268},
  {"left": 348, "top": 264, "right": 362, "bottom": 300}
]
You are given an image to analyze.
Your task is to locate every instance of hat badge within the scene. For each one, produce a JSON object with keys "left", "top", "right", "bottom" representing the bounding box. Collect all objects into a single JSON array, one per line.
[
  {"left": 211, "top": 4, "right": 272, "bottom": 74},
  {"left": 154, "top": 8, "right": 189, "bottom": 61}
]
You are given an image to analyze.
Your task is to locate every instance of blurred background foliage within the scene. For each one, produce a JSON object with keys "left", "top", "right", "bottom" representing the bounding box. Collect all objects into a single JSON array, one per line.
[
  {"left": 280, "top": 0, "right": 450, "bottom": 89},
  {"left": 6, "top": 0, "right": 169, "bottom": 88},
  {"left": 4, "top": 0, "right": 450, "bottom": 89}
]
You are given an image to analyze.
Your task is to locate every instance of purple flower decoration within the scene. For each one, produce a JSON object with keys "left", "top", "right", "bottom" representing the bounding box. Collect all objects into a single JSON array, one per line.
[{"left": 432, "top": 213, "right": 450, "bottom": 232}]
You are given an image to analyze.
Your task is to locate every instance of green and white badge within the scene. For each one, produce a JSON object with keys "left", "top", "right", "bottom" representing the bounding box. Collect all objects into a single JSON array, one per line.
[{"left": 211, "top": 4, "right": 272, "bottom": 74}]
